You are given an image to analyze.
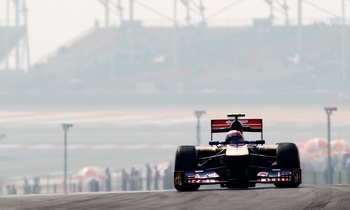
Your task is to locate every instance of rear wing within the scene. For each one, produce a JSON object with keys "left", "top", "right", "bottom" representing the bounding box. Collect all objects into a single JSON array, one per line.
[{"left": 211, "top": 119, "right": 263, "bottom": 140}]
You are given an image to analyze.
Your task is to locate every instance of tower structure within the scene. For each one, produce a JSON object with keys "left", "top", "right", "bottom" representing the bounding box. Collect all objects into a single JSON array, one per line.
[{"left": 0, "top": 0, "right": 30, "bottom": 73}]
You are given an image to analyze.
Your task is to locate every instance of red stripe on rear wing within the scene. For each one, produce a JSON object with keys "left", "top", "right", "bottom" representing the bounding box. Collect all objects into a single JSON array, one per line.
[{"left": 211, "top": 119, "right": 263, "bottom": 139}]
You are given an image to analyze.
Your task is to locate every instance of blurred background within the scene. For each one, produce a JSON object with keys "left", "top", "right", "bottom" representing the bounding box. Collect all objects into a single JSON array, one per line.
[{"left": 0, "top": 0, "right": 349, "bottom": 194}]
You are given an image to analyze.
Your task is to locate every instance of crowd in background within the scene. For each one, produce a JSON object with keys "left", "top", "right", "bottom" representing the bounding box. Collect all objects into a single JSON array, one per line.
[
  {"left": 0, "top": 162, "right": 174, "bottom": 195},
  {"left": 121, "top": 163, "right": 173, "bottom": 191},
  {"left": 5, "top": 177, "right": 41, "bottom": 195}
]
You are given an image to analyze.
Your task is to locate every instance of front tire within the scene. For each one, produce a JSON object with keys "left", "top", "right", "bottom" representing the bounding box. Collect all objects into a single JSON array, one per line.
[
  {"left": 274, "top": 143, "right": 301, "bottom": 188},
  {"left": 174, "top": 145, "right": 200, "bottom": 191}
]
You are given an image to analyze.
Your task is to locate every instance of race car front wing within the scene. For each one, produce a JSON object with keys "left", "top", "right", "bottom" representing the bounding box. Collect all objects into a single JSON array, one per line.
[{"left": 174, "top": 168, "right": 301, "bottom": 186}]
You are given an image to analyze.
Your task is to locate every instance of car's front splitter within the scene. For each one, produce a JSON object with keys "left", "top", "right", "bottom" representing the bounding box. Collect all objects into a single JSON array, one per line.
[{"left": 174, "top": 168, "right": 302, "bottom": 186}]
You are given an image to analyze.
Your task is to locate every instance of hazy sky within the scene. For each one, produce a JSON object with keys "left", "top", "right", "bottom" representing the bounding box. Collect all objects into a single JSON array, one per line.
[{"left": 1, "top": 0, "right": 346, "bottom": 65}]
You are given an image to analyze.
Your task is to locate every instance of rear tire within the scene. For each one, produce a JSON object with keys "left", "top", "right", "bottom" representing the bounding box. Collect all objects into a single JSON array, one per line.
[
  {"left": 274, "top": 143, "right": 301, "bottom": 188},
  {"left": 174, "top": 145, "right": 200, "bottom": 191}
]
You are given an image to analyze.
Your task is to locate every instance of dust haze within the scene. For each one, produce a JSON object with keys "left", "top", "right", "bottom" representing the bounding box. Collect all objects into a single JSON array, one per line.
[{"left": 0, "top": 0, "right": 349, "bottom": 194}]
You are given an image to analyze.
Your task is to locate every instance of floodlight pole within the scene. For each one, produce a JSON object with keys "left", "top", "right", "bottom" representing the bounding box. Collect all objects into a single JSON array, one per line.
[
  {"left": 324, "top": 107, "right": 337, "bottom": 184},
  {"left": 194, "top": 111, "right": 205, "bottom": 146},
  {"left": 172, "top": 0, "right": 178, "bottom": 89},
  {"left": 297, "top": 0, "right": 302, "bottom": 64},
  {"left": 62, "top": 123, "right": 73, "bottom": 194},
  {"left": 341, "top": 0, "right": 346, "bottom": 88}
]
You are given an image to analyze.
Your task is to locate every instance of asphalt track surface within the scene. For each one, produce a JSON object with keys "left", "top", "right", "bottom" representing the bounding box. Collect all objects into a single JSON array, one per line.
[{"left": 1, "top": 185, "right": 350, "bottom": 210}]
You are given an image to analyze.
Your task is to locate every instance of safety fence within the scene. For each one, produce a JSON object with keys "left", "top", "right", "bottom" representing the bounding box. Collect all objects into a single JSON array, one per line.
[
  {"left": 0, "top": 161, "right": 174, "bottom": 195},
  {"left": 302, "top": 170, "right": 350, "bottom": 185}
]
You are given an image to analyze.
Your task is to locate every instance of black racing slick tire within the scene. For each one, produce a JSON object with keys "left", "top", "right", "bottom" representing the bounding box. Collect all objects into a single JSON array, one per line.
[
  {"left": 174, "top": 145, "right": 200, "bottom": 191},
  {"left": 274, "top": 143, "right": 301, "bottom": 188}
]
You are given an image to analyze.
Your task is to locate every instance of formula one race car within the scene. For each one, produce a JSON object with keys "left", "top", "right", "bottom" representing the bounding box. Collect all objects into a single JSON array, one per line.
[{"left": 174, "top": 113, "right": 301, "bottom": 191}]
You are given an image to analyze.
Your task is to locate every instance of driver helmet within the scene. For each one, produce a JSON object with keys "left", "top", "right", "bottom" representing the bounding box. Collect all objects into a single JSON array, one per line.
[
  {"left": 225, "top": 130, "right": 244, "bottom": 144},
  {"left": 230, "top": 120, "right": 243, "bottom": 133}
]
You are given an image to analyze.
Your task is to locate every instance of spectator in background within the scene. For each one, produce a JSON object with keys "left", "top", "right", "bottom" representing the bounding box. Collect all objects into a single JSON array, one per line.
[
  {"left": 163, "top": 163, "right": 174, "bottom": 189},
  {"left": 146, "top": 164, "right": 152, "bottom": 190},
  {"left": 78, "top": 180, "right": 83, "bottom": 192},
  {"left": 345, "top": 154, "right": 350, "bottom": 183},
  {"left": 105, "top": 167, "right": 112, "bottom": 192},
  {"left": 154, "top": 166, "right": 160, "bottom": 190},
  {"left": 11, "top": 184, "right": 17, "bottom": 195},
  {"left": 23, "top": 177, "right": 31, "bottom": 194},
  {"left": 0, "top": 179, "right": 3, "bottom": 195},
  {"left": 32, "top": 177, "right": 41, "bottom": 194},
  {"left": 121, "top": 169, "right": 129, "bottom": 191},
  {"left": 137, "top": 169, "right": 142, "bottom": 191},
  {"left": 89, "top": 179, "right": 99, "bottom": 192},
  {"left": 6, "top": 185, "right": 12, "bottom": 195},
  {"left": 129, "top": 168, "right": 138, "bottom": 191},
  {"left": 324, "top": 166, "right": 334, "bottom": 185}
]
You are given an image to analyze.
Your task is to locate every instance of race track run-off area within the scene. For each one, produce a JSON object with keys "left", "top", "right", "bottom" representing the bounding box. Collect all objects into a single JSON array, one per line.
[{"left": 1, "top": 185, "right": 350, "bottom": 210}]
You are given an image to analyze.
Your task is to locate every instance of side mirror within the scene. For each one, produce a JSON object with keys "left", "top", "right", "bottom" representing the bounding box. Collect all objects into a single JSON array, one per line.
[
  {"left": 209, "top": 141, "right": 219, "bottom": 146},
  {"left": 255, "top": 140, "right": 265, "bottom": 145},
  {"left": 245, "top": 140, "right": 265, "bottom": 145}
]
